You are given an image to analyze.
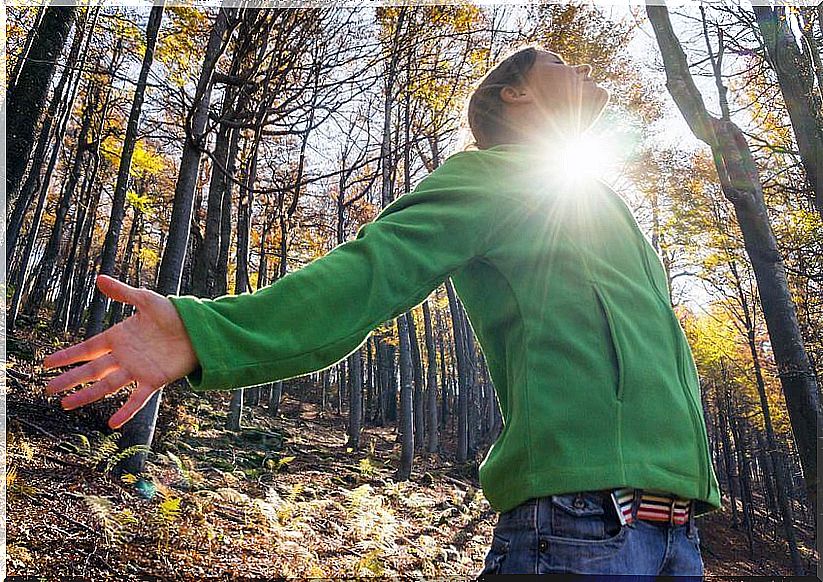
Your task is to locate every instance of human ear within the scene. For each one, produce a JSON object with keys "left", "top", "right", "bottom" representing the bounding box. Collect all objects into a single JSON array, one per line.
[{"left": 499, "top": 85, "right": 533, "bottom": 104}]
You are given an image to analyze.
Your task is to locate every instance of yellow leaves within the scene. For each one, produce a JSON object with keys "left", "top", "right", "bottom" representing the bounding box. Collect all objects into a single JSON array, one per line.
[
  {"left": 130, "top": 140, "right": 166, "bottom": 179},
  {"left": 107, "top": 12, "right": 144, "bottom": 48},
  {"left": 138, "top": 247, "right": 160, "bottom": 269},
  {"left": 424, "top": 5, "right": 483, "bottom": 33}
]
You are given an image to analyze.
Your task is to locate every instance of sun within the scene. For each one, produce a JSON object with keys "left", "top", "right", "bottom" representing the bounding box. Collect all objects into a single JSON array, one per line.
[{"left": 554, "top": 132, "right": 620, "bottom": 182}]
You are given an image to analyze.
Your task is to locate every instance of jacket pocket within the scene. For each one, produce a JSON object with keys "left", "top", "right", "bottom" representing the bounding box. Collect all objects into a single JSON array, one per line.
[{"left": 592, "top": 285, "right": 624, "bottom": 401}]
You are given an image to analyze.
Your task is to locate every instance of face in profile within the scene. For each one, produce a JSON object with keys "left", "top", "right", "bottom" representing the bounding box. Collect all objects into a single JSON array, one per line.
[{"left": 506, "top": 50, "right": 611, "bottom": 139}]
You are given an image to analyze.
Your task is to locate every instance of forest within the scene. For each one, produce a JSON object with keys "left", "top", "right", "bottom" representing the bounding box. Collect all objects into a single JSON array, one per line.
[{"left": 4, "top": 2, "right": 821, "bottom": 578}]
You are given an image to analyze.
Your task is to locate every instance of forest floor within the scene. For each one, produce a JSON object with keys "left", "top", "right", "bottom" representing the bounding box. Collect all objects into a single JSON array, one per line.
[{"left": 5, "top": 327, "right": 819, "bottom": 579}]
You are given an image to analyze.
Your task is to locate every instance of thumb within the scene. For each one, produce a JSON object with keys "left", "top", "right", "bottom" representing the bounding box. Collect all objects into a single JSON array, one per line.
[{"left": 97, "top": 274, "right": 143, "bottom": 306}]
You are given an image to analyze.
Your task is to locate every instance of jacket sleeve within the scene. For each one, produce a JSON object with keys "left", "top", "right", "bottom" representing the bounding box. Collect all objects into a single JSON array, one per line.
[{"left": 168, "top": 151, "right": 498, "bottom": 392}]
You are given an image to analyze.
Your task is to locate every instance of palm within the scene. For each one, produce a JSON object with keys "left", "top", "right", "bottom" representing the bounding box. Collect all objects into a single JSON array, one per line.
[{"left": 43, "top": 275, "right": 198, "bottom": 429}]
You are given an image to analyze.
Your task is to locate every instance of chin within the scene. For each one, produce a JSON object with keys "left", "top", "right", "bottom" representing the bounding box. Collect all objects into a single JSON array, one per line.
[{"left": 583, "top": 89, "right": 610, "bottom": 130}]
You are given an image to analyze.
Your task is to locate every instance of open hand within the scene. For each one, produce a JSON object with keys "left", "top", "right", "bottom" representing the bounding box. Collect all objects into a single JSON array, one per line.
[{"left": 43, "top": 275, "right": 199, "bottom": 429}]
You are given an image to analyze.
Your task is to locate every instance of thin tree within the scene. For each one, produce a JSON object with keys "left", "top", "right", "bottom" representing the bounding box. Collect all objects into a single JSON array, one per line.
[{"left": 86, "top": 5, "right": 165, "bottom": 338}]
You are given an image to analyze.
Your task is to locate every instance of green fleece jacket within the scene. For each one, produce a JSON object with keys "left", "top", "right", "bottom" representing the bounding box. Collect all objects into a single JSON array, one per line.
[{"left": 169, "top": 143, "right": 722, "bottom": 516}]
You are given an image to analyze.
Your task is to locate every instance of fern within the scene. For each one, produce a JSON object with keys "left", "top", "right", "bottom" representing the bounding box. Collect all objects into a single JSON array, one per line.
[
  {"left": 164, "top": 451, "right": 193, "bottom": 488},
  {"left": 73, "top": 433, "right": 91, "bottom": 451},
  {"left": 4, "top": 463, "right": 35, "bottom": 498},
  {"left": 6, "top": 436, "right": 38, "bottom": 498},
  {"left": 276, "top": 455, "right": 296, "bottom": 471},
  {"left": 83, "top": 495, "right": 136, "bottom": 545},
  {"left": 68, "top": 431, "right": 150, "bottom": 475},
  {"left": 89, "top": 432, "right": 121, "bottom": 466},
  {"left": 120, "top": 473, "right": 139, "bottom": 485},
  {"left": 358, "top": 457, "right": 376, "bottom": 478},
  {"left": 356, "top": 548, "right": 385, "bottom": 576},
  {"left": 103, "top": 444, "right": 150, "bottom": 474},
  {"left": 276, "top": 483, "right": 304, "bottom": 524},
  {"left": 157, "top": 496, "right": 182, "bottom": 524}
]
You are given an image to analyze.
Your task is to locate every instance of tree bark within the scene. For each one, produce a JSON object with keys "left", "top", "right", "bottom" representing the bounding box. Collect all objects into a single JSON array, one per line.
[
  {"left": 446, "top": 279, "right": 469, "bottom": 463},
  {"left": 24, "top": 82, "right": 96, "bottom": 318},
  {"left": 6, "top": 13, "right": 88, "bottom": 256},
  {"left": 348, "top": 348, "right": 364, "bottom": 450},
  {"left": 156, "top": 7, "right": 233, "bottom": 296},
  {"left": 397, "top": 315, "right": 414, "bottom": 480},
  {"left": 6, "top": 5, "right": 75, "bottom": 211},
  {"left": 422, "top": 299, "right": 439, "bottom": 454},
  {"left": 226, "top": 388, "right": 243, "bottom": 432},
  {"left": 96, "top": 4, "right": 164, "bottom": 476},
  {"left": 753, "top": 6, "right": 823, "bottom": 218},
  {"left": 730, "top": 411, "right": 756, "bottom": 554},
  {"left": 729, "top": 260, "right": 804, "bottom": 572}
]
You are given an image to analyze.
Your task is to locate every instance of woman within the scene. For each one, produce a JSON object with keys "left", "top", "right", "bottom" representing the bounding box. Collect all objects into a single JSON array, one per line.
[{"left": 44, "top": 46, "right": 720, "bottom": 576}]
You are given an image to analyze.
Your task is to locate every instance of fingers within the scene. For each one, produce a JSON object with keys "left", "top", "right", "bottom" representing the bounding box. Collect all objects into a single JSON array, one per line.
[
  {"left": 44, "top": 332, "right": 111, "bottom": 370},
  {"left": 61, "top": 368, "right": 133, "bottom": 411},
  {"left": 96, "top": 274, "right": 144, "bottom": 307},
  {"left": 46, "top": 354, "right": 119, "bottom": 396},
  {"left": 108, "top": 382, "right": 160, "bottom": 430}
]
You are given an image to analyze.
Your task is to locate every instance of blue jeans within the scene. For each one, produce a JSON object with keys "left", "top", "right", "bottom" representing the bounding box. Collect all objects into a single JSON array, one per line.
[{"left": 477, "top": 490, "right": 704, "bottom": 578}]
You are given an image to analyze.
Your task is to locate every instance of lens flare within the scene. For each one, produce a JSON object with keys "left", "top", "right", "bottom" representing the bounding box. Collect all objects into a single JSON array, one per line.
[{"left": 555, "top": 132, "right": 619, "bottom": 183}]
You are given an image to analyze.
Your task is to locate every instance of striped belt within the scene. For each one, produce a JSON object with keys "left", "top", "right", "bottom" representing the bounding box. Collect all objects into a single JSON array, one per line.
[{"left": 608, "top": 487, "right": 693, "bottom": 526}]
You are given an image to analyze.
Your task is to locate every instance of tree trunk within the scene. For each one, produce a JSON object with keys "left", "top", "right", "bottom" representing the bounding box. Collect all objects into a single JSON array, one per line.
[
  {"left": 24, "top": 83, "right": 96, "bottom": 318},
  {"left": 717, "top": 377, "right": 740, "bottom": 528},
  {"left": 753, "top": 6, "right": 823, "bottom": 218},
  {"left": 226, "top": 388, "right": 243, "bottom": 432},
  {"left": 406, "top": 309, "right": 425, "bottom": 451},
  {"left": 446, "top": 279, "right": 469, "bottom": 463},
  {"left": 397, "top": 315, "right": 414, "bottom": 480},
  {"left": 730, "top": 411, "right": 756, "bottom": 554},
  {"left": 422, "top": 300, "right": 439, "bottom": 454},
  {"left": 348, "top": 349, "right": 363, "bottom": 450},
  {"left": 365, "top": 336, "right": 374, "bottom": 424},
  {"left": 215, "top": 128, "right": 239, "bottom": 297},
  {"left": 376, "top": 340, "right": 387, "bottom": 426},
  {"left": 6, "top": 15, "right": 88, "bottom": 256},
  {"left": 379, "top": 7, "right": 406, "bottom": 209},
  {"left": 735, "top": 268, "right": 803, "bottom": 571},
  {"left": 6, "top": 5, "right": 75, "bottom": 210},
  {"left": 8, "top": 6, "right": 45, "bottom": 94},
  {"left": 386, "top": 343, "right": 398, "bottom": 423},
  {"left": 68, "top": 183, "right": 103, "bottom": 334},
  {"left": 269, "top": 381, "right": 283, "bottom": 416},
  {"left": 157, "top": 7, "right": 232, "bottom": 296},
  {"left": 464, "top": 311, "right": 479, "bottom": 456},
  {"left": 99, "top": 4, "right": 164, "bottom": 477},
  {"left": 65, "top": 58, "right": 116, "bottom": 333},
  {"left": 648, "top": 4, "right": 821, "bottom": 519},
  {"left": 86, "top": 5, "right": 164, "bottom": 338}
]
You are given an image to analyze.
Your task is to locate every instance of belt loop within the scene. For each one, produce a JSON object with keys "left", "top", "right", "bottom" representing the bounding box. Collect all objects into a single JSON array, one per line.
[
  {"left": 687, "top": 501, "right": 696, "bottom": 536},
  {"left": 630, "top": 488, "right": 641, "bottom": 523}
]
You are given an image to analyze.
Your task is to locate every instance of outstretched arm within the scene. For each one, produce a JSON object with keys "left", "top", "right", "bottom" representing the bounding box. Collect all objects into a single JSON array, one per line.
[
  {"left": 43, "top": 151, "right": 500, "bottom": 427},
  {"left": 169, "top": 151, "right": 500, "bottom": 391}
]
